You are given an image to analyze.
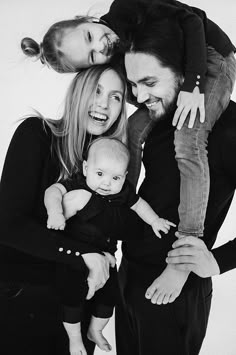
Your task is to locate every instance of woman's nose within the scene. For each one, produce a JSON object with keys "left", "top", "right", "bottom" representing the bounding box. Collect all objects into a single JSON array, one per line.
[{"left": 96, "top": 94, "right": 109, "bottom": 109}]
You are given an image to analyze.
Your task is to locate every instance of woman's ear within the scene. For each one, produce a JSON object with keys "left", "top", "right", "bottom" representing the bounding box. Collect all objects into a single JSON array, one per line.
[{"left": 83, "top": 160, "right": 88, "bottom": 177}]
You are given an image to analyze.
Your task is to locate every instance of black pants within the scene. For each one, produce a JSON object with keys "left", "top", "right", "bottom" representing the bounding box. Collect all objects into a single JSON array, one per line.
[
  {"left": 0, "top": 283, "right": 95, "bottom": 355},
  {"left": 115, "top": 257, "right": 212, "bottom": 355}
]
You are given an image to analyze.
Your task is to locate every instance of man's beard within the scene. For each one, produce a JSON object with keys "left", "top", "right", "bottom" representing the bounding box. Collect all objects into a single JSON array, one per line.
[{"left": 148, "top": 78, "right": 182, "bottom": 122}]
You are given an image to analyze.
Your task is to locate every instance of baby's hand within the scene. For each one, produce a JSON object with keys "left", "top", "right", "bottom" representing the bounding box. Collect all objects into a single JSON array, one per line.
[
  {"left": 151, "top": 218, "right": 176, "bottom": 238},
  {"left": 47, "top": 213, "right": 66, "bottom": 230},
  {"left": 172, "top": 87, "right": 205, "bottom": 130}
]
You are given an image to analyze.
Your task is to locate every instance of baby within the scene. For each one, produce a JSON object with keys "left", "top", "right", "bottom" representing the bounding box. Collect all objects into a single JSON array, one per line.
[{"left": 44, "top": 137, "right": 175, "bottom": 355}]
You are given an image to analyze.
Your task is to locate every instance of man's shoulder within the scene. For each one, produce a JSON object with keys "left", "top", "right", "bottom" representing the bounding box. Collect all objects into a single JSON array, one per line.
[{"left": 212, "top": 100, "right": 236, "bottom": 141}]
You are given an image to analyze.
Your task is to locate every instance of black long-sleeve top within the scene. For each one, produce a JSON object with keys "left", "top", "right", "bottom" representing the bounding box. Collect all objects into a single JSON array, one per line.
[
  {"left": 123, "top": 100, "right": 236, "bottom": 274},
  {"left": 0, "top": 118, "right": 104, "bottom": 285},
  {"left": 101, "top": 0, "right": 235, "bottom": 93}
]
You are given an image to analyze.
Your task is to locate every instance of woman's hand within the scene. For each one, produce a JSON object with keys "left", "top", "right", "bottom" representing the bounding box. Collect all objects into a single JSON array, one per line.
[{"left": 82, "top": 252, "right": 116, "bottom": 300}]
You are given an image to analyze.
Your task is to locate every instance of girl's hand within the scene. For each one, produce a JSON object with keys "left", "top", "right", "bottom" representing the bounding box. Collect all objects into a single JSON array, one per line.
[
  {"left": 151, "top": 218, "right": 176, "bottom": 238},
  {"left": 82, "top": 252, "right": 116, "bottom": 300},
  {"left": 172, "top": 87, "right": 205, "bottom": 130}
]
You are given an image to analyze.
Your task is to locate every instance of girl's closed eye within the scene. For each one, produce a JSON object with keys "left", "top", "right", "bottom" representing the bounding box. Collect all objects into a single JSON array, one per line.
[{"left": 87, "top": 31, "right": 92, "bottom": 42}]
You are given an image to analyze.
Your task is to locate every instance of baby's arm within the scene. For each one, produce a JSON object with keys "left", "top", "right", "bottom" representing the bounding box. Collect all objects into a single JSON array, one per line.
[
  {"left": 63, "top": 189, "right": 92, "bottom": 219},
  {"left": 131, "top": 197, "right": 176, "bottom": 238},
  {"left": 44, "top": 183, "right": 67, "bottom": 230}
]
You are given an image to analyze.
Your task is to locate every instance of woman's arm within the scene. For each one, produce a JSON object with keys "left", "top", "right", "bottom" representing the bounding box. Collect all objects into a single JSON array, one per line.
[{"left": 0, "top": 118, "right": 115, "bottom": 277}]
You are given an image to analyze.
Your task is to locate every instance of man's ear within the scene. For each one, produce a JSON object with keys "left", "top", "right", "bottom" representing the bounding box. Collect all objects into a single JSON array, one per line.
[{"left": 83, "top": 160, "right": 88, "bottom": 177}]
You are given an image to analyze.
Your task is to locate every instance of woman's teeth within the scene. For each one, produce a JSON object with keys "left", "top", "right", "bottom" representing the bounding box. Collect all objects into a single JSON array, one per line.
[{"left": 89, "top": 112, "right": 108, "bottom": 121}]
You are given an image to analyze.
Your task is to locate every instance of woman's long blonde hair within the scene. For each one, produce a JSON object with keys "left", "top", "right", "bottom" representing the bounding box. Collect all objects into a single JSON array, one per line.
[{"left": 44, "top": 64, "right": 127, "bottom": 180}]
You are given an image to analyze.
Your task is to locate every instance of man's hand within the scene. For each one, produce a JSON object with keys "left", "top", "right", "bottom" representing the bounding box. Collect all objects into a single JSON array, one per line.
[
  {"left": 166, "top": 236, "right": 220, "bottom": 278},
  {"left": 172, "top": 87, "right": 205, "bottom": 130}
]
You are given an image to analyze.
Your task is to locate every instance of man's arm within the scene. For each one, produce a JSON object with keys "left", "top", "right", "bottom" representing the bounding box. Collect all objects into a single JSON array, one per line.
[{"left": 166, "top": 236, "right": 220, "bottom": 277}]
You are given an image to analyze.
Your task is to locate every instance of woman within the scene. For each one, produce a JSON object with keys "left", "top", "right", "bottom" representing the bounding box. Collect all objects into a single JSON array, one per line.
[{"left": 0, "top": 63, "right": 128, "bottom": 355}]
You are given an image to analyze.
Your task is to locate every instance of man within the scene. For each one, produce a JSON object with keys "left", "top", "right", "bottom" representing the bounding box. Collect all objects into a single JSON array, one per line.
[{"left": 115, "top": 18, "right": 236, "bottom": 355}]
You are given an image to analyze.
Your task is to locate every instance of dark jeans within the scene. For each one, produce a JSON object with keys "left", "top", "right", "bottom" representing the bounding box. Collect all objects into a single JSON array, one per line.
[{"left": 115, "top": 257, "right": 212, "bottom": 355}]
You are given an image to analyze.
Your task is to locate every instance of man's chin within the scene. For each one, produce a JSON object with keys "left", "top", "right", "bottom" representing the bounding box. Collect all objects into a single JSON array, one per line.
[
  {"left": 149, "top": 108, "right": 164, "bottom": 121},
  {"left": 149, "top": 102, "right": 176, "bottom": 121}
]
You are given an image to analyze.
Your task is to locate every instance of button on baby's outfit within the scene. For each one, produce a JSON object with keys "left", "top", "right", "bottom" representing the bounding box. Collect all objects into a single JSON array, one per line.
[{"left": 59, "top": 247, "right": 63, "bottom": 252}]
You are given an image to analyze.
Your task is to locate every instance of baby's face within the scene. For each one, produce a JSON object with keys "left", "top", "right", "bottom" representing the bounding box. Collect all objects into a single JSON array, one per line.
[{"left": 83, "top": 153, "right": 127, "bottom": 196}]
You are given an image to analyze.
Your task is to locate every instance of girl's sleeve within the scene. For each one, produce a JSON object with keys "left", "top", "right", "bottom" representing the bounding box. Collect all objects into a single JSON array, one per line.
[
  {"left": 0, "top": 118, "right": 100, "bottom": 269},
  {"left": 145, "top": 0, "right": 207, "bottom": 93},
  {"left": 176, "top": 7, "right": 207, "bottom": 93}
]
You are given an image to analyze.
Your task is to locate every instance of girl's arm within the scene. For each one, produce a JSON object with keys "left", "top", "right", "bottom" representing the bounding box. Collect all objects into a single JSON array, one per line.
[{"left": 145, "top": 1, "right": 207, "bottom": 128}]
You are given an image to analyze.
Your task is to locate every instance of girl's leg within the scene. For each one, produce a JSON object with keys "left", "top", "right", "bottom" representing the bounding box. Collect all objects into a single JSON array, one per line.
[{"left": 175, "top": 47, "right": 236, "bottom": 237}]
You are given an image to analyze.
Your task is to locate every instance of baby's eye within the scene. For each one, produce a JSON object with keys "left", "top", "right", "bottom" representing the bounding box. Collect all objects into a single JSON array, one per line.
[
  {"left": 97, "top": 172, "right": 103, "bottom": 176},
  {"left": 113, "top": 176, "right": 120, "bottom": 181}
]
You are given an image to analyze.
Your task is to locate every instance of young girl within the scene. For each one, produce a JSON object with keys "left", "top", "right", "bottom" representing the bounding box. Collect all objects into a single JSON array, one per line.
[
  {"left": 45, "top": 137, "right": 175, "bottom": 355},
  {"left": 20, "top": 0, "right": 236, "bottom": 301}
]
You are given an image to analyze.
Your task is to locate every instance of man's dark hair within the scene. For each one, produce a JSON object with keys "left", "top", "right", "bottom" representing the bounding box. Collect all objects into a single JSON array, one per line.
[{"left": 125, "top": 17, "right": 184, "bottom": 77}]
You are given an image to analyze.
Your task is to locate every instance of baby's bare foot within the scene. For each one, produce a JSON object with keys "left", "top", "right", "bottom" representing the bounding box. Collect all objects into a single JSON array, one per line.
[
  {"left": 87, "top": 316, "right": 112, "bottom": 352},
  {"left": 63, "top": 322, "right": 87, "bottom": 355},
  {"left": 145, "top": 265, "right": 189, "bottom": 304}
]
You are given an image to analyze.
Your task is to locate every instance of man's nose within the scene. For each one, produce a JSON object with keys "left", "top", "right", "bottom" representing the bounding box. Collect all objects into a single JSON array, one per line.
[{"left": 136, "top": 86, "right": 149, "bottom": 104}]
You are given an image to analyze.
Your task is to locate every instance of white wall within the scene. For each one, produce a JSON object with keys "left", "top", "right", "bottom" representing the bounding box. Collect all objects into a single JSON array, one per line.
[{"left": 0, "top": 1, "right": 236, "bottom": 354}]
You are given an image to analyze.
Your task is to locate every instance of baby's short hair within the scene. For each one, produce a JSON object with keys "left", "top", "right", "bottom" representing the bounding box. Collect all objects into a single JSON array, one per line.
[{"left": 87, "top": 137, "right": 130, "bottom": 169}]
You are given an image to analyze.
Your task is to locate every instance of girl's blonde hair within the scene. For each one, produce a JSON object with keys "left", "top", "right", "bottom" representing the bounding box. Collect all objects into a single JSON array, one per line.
[
  {"left": 44, "top": 64, "right": 127, "bottom": 180},
  {"left": 21, "top": 16, "right": 105, "bottom": 73}
]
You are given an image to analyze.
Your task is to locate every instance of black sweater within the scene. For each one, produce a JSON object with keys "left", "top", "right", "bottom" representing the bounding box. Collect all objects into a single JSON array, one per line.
[
  {"left": 0, "top": 118, "right": 103, "bottom": 285},
  {"left": 101, "top": 0, "right": 235, "bottom": 93},
  {"left": 123, "top": 100, "right": 236, "bottom": 274}
]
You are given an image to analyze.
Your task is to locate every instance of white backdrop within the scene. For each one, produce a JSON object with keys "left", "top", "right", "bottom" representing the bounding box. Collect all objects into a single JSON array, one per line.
[{"left": 0, "top": 1, "right": 236, "bottom": 354}]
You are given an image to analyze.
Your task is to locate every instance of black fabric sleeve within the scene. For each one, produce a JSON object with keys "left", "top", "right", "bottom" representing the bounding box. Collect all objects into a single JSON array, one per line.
[
  {"left": 0, "top": 118, "right": 100, "bottom": 269},
  {"left": 210, "top": 101, "right": 236, "bottom": 273},
  {"left": 147, "top": 0, "right": 207, "bottom": 93}
]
